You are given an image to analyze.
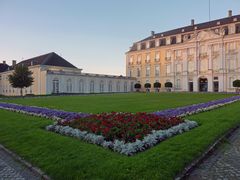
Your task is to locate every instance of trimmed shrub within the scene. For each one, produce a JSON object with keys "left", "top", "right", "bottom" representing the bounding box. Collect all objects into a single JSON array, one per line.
[
  {"left": 134, "top": 83, "right": 141, "bottom": 91},
  {"left": 144, "top": 83, "right": 151, "bottom": 89},
  {"left": 154, "top": 82, "right": 161, "bottom": 88},
  {"left": 165, "top": 82, "right": 173, "bottom": 88}
]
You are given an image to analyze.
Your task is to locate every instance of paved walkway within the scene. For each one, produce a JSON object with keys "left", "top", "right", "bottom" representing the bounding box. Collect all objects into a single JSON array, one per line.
[
  {"left": 187, "top": 128, "right": 240, "bottom": 180},
  {"left": 0, "top": 148, "right": 41, "bottom": 180}
]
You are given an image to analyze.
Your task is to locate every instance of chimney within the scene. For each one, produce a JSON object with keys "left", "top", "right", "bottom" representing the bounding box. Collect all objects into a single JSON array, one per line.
[
  {"left": 228, "top": 10, "right": 232, "bottom": 17},
  {"left": 2, "top": 60, "right": 6, "bottom": 64},
  {"left": 191, "top": 19, "right": 195, "bottom": 26},
  {"left": 151, "top": 31, "right": 155, "bottom": 36},
  {"left": 12, "top": 60, "right": 16, "bottom": 67}
]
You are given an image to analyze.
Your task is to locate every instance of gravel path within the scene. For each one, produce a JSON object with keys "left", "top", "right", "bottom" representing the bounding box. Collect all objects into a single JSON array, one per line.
[
  {"left": 187, "top": 128, "right": 240, "bottom": 180},
  {"left": 0, "top": 147, "right": 41, "bottom": 180}
]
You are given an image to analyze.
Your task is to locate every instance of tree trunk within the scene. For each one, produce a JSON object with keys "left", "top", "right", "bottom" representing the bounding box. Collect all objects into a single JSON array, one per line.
[{"left": 20, "top": 88, "right": 23, "bottom": 97}]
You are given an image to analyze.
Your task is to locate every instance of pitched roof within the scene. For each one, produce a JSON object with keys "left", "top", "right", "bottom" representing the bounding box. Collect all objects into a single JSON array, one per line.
[
  {"left": 17, "top": 52, "right": 77, "bottom": 68},
  {"left": 0, "top": 63, "right": 9, "bottom": 72},
  {"left": 135, "top": 14, "right": 240, "bottom": 44}
]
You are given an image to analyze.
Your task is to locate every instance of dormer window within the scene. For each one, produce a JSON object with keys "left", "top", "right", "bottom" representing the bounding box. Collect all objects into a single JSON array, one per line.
[
  {"left": 235, "top": 23, "right": 240, "bottom": 34},
  {"left": 155, "top": 39, "right": 160, "bottom": 47},
  {"left": 150, "top": 40, "right": 155, "bottom": 48},
  {"left": 146, "top": 41, "right": 150, "bottom": 48},
  {"left": 170, "top": 36, "right": 176, "bottom": 44},
  {"left": 137, "top": 43, "right": 141, "bottom": 50},
  {"left": 141, "top": 43, "right": 146, "bottom": 50},
  {"left": 160, "top": 38, "right": 166, "bottom": 46},
  {"left": 223, "top": 26, "right": 229, "bottom": 35}
]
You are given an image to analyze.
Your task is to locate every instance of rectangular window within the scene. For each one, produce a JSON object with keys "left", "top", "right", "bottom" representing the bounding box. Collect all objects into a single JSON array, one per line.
[
  {"left": 175, "top": 50, "right": 182, "bottom": 57},
  {"left": 146, "top": 54, "right": 150, "bottom": 63},
  {"left": 150, "top": 40, "right": 155, "bottom": 48},
  {"left": 176, "top": 64, "right": 182, "bottom": 73},
  {"left": 141, "top": 43, "right": 146, "bottom": 50},
  {"left": 155, "top": 66, "right": 160, "bottom": 76},
  {"left": 137, "top": 55, "right": 141, "bottom": 64},
  {"left": 137, "top": 68, "right": 141, "bottom": 77},
  {"left": 166, "top": 64, "right": 171, "bottom": 74},
  {"left": 160, "top": 38, "right": 166, "bottom": 46},
  {"left": 170, "top": 36, "right": 176, "bottom": 44},
  {"left": 146, "top": 66, "right": 150, "bottom": 77},
  {"left": 176, "top": 79, "right": 181, "bottom": 89},
  {"left": 155, "top": 52, "right": 160, "bottom": 61},
  {"left": 223, "top": 26, "right": 229, "bottom": 35},
  {"left": 235, "top": 23, "right": 240, "bottom": 33}
]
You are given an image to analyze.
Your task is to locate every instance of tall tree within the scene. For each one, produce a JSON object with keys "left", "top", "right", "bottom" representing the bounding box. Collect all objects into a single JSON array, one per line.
[{"left": 8, "top": 65, "right": 34, "bottom": 96}]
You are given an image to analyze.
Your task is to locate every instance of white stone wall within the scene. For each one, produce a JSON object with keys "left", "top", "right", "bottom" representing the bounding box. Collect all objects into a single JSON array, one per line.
[
  {"left": 0, "top": 65, "right": 136, "bottom": 96},
  {"left": 46, "top": 73, "right": 136, "bottom": 94}
]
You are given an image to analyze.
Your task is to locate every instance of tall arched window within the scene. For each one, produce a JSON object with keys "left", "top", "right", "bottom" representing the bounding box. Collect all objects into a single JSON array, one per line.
[
  {"left": 79, "top": 79, "right": 84, "bottom": 93},
  {"left": 124, "top": 82, "right": 128, "bottom": 92},
  {"left": 90, "top": 80, "right": 94, "bottom": 93},
  {"left": 66, "top": 79, "right": 72, "bottom": 93},
  {"left": 52, "top": 79, "right": 59, "bottom": 93},
  {"left": 108, "top": 81, "right": 112, "bottom": 92},
  {"left": 100, "top": 80, "right": 104, "bottom": 93},
  {"left": 116, "top": 81, "right": 120, "bottom": 92}
]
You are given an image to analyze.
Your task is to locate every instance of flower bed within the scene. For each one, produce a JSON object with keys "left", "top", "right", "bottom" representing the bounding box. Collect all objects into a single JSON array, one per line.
[
  {"left": 58, "top": 112, "right": 184, "bottom": 143},
  {"left": 47, "top": 118, "right": 198, "bottom": 155},
  {"left": 1, "top": 96, "right": 240, "bottom": 155}
]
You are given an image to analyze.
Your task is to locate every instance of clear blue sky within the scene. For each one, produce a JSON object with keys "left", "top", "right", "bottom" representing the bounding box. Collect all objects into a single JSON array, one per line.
[{"left": 0, "top": 0, "right": 239, "bottom": 75}]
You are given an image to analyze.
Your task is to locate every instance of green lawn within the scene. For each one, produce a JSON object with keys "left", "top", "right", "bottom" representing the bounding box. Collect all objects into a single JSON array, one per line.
[
  {"left": 1, "top": 92, "right": 235, "bottom": 113},
  {"left": 0, "top": 93, "right": 239, "bottom": 179}
]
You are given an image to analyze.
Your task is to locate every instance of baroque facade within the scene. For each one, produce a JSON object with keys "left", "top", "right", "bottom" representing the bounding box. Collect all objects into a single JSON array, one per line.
[
  {"left": 126, "top": 11, "right": 240, "bottom": 92},
  {"left": 0, "top": 52, "right": 136, "bottom": 96}
]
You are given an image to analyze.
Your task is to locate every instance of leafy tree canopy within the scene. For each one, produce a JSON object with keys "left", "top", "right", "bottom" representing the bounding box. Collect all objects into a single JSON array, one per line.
[{"left": 8, "top": 65, "right": 34, "bottom": 96}]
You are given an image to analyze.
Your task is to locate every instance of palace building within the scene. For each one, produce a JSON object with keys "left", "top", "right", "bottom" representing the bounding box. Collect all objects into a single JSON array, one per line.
[
  {"left": 126, "top": 10, "right": 240, "bottom": 92},
  {"left": 0, "top": 52, "right": 136, "bottom": 96}
]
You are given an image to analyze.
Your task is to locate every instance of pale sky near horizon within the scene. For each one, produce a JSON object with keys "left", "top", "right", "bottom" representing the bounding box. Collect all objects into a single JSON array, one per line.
[{"left": 1, "top": 0, "right": 240, "bottom": 75}]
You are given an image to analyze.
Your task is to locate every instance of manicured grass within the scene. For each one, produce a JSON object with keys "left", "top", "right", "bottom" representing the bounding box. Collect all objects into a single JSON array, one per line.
[
  {"left": 0, "top": 94, "right": 239, "bottom": 179},
  {"left": 1, "top": 93, "right": 235, "bottom": 113}
]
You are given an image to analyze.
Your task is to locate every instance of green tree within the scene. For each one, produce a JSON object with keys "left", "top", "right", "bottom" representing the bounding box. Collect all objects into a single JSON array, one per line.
[
  {"left": 233, "top": 79, "right": 240, "bottom": 93},
  {"left": 8, "top": 65, "right": 34, "bottom": 96}
]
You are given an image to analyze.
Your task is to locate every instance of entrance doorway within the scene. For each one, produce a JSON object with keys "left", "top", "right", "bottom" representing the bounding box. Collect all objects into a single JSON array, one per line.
[
  {"left": 199, "top": 78, "right": 208, "bottom": 92},
  {"left": 189, "top": 82, "right": 193, "bottom": 92},
  {"left": 213, "top": 81, "right": 219, "bottom": 92}
]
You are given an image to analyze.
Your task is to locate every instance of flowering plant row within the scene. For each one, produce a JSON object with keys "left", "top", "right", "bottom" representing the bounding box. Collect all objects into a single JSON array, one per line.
[
  {"left": 58, "top": 112, "right": 184, "bottom": 143},
  {"left": 0, "top": 96, "right": 239, "bottom": 122},
  {"left": 0, "top": 102, "right": 89, "bottom": 121},
  {"left": 153, "top": 96, "right": 240, "bottom": 117},
  {"left": 46, "top": 120, "right": 198, "bottom": 155}
]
